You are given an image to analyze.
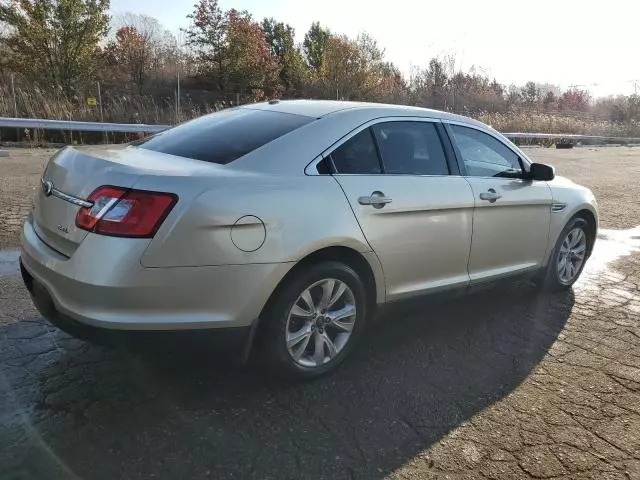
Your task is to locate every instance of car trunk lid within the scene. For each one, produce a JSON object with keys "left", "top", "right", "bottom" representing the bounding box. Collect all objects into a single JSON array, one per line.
[
  {"left": 34, "top": 146, "right": 146, "bottom": 257},
  {"left": 34, "top": 145, "right": 234, "bottom": 257}
]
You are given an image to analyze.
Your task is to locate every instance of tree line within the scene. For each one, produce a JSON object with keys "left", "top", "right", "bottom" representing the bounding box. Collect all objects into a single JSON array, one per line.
[{"left": 1, "top": 0, "right": 640, "bottom": 129}]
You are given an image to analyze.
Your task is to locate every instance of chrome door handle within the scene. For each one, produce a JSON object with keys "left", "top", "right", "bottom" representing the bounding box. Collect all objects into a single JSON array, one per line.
[
  {"left": 479, "top": 188, "right": 502, "bottom": 203},
  {"left": 358, "top": 191, "right": 392, "bottom": 209}
]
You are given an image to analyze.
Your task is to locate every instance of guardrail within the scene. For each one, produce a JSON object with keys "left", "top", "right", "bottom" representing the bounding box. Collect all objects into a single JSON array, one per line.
[
  {"left": 1, "top": 116, "right": 640, "bottom": 143},
  {"left": 504, "top": 132, "right": 640, "bottom": 142},
  {"left": 0, "top": 117, "right": 168, "bottom": 134}
]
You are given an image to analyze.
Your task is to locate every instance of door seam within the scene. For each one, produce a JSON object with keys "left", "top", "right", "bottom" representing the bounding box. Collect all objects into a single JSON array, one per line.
[
  {"left": 462, "top": 176, "right": 476, "bottom": 284},
  {"left": 329, "top": 175, "right": 388, "bottom": 302}
]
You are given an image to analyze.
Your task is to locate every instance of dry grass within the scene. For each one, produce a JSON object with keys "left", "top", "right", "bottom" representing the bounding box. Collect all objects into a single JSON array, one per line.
[
  {"left": 0, "top": 83, "right": 248, "bottom": 130},
  {"left": 479, "top": 111, "right": 640, "bottom": 137},
  {"left": 2, "top": 83, "right": 640, "bottom": 142}
]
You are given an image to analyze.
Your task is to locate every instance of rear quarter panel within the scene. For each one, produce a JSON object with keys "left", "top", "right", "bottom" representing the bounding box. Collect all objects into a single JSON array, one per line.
[{"left": 138, "top": 173, "right": 374, "bottom": 268}]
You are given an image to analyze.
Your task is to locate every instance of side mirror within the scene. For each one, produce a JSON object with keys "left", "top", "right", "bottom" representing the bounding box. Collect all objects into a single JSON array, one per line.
[{"left": 529, "top": 163, "right": 555, "bottom": 181}]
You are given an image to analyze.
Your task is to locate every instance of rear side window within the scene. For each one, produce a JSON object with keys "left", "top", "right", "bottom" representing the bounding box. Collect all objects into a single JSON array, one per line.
[
  {"left": 330, "top": 129, "right": 382, "bottom": 174},
  {"left": 136, "top": 108, "right": 313, "bottom": 164},
  {"left": 372, "top": 121, "right": 449, "bottom": 175}
]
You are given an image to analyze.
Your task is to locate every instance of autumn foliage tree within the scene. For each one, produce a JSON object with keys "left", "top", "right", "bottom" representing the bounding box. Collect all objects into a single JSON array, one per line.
[
  {"left": 183, "top": 1, "right": 278, "bottom": 97},
  {"left": 104, "top": 26, "right": 150, "bottom": 85},
  {"left": 225, "top": 9, "right": 278, "bottom": 97},
  {"left": 262, "top": 17, "right": 306, "bottom": 92},
  {"left": 0, "top": 0, "right": 110, "bottom": 89},
  {"left": 558, "top": 89, "right": 591, "bottom": 111},
  {"left": 303, "top": 22, "right": 330, "bottom": 71},
  {"left": 183, "top": 0, "right": 227, "bottom": 87},
  {"left": 318, "top": 33, "right": 406, "bottom": 103},
  {"left": 3, "top": 0, "right": 640, "bottom": 135}
]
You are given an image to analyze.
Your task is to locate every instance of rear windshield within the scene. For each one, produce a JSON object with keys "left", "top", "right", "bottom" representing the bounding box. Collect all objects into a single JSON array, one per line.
[{"left": 136, "top": 108, "right": 313, "bottom": 164}]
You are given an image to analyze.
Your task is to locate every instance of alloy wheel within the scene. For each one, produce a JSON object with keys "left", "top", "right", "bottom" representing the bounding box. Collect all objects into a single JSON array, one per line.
[
  {"left": 557, "top": 227, "right": 587, "bottom": 284},
  {"left": 285, "top": 278, "right": 357, "bottom": 368}
]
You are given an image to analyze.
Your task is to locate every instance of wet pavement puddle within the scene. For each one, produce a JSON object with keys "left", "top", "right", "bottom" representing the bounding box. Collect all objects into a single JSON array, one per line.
[{"left": 584, "top": 226, "right": 640, "bottom": 274}]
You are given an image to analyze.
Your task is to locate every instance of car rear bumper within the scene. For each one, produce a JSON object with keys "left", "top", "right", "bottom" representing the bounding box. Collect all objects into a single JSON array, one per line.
[
  {"left": 20, "top": 216, "right": 294, "bottom": 332},
  {"left": 21, "top": 261, "right": 253, "bottom": 354}
]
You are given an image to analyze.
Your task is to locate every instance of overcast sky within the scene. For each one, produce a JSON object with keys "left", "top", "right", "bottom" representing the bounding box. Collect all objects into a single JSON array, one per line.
[{"left": 109, "top": 0, "right": 640, "bottom": 97}]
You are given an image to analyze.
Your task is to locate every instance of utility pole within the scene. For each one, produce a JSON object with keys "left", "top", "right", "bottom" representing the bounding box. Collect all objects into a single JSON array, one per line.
[
  {"left": 10, "top": 74, "right": 18, "bottom": 117},
  {"left": 11, "top": 74, "right": 19, "bottom": 140},
  {"left": 97, "top": 81, "right": 106, "bottom": 143},
  {"left": 176, "top": 64, "right": 181, "bottom": 123},
  {"left": 97, "top": 82, "right": 104, "bottom": 122}
]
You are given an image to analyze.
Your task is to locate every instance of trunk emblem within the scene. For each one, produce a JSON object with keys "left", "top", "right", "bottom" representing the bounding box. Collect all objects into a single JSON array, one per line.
[
  {"left": 39, "top": 178, "right": 94, "bottom": 208},
  {"left": 42, "top": 180, "right": 54, "bottom": 197},
  {"left": 57, "top": 225, "right": 69, "bottom": 234}
]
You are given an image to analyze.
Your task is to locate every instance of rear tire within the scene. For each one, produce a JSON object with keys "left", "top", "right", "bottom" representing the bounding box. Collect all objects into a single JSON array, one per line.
[
  {"left": 537, "top": 217, "right": 591, "bottom": 291},
  {"left": 259, "top": 261, "right": 368, "bottom": 380}
]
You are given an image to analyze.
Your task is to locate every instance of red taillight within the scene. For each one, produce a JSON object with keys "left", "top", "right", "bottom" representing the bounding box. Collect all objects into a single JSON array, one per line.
[{"left": 76, "top": 186, "right": 177, "bottom": 238}]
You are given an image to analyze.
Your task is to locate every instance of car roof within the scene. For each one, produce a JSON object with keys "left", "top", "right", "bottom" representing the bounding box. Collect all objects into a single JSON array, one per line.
[{"left": 241, "top": 99, "right": 483, "bottom": 126}]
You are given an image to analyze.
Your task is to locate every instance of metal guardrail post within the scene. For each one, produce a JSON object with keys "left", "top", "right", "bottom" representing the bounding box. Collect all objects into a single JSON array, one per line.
[{"left": 0, "top": 117, "right": 169, "bottom": 134}]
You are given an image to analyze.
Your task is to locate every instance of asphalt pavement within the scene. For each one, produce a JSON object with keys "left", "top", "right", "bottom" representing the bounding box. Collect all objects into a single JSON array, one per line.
[{"left": 1, "top": 147, "right": 640, "bottom": 479}]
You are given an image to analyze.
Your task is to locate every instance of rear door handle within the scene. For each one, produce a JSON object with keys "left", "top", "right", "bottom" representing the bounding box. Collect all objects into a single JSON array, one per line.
[
  {"left": 479, "top": 188, "right": 502, "bottom": 203},
  {"left": 358, "top": 191, "right": 392, "bottom": 209}
]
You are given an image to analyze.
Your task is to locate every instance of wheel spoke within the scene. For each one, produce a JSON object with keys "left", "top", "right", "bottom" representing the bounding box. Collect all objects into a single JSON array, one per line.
[
  {"left": 320, "top": 280, "right": 335, "bottom": 309},
  {"left": 558, "top": 259, "right": 567, "bottom": 279},
  {"left": 287, "top": 328, "right": 312, "bottom": 360},
  {"left": 328, "top": 303, "right": 356, "bottom": 322},
  {"left": 300, "top": 289, "right": 316, "bottom": 313},
  {"left": 290, "top": 303, "right": 313, "bottom": 318},
  {"left": 327, "top": 282, "right": 347, "bottom": 309},
  {"left": 571, "top": 229, "right": 584, "bottom": 248},
  {"left": 573, "top": 243, "right": 586, "bottom": 254},
  {"left": 287, "top": 327, "right": 311, "bottom": 347},
  {"left": 331, "top": 319, "right": 354, "bottom": 333},
  {"left": 328, "top": 303, "right": 355, "bottom": 333},
  {"left": 568, "top": 261, "right": 575, "bottom": 279},
  {"left": 313, "top": 332, "right": 325, "bottom": 366},
  {"left": 322, "top": 333, "right": 338, "bottom": 358}
]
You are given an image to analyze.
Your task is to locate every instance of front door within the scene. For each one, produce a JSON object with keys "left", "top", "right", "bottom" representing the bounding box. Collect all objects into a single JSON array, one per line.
[
  {"left": 447, "top": 124, "right": 552, "bottom": 282},
  {"left": 329, "top": 120, "right": 475, "bottom": 300}
]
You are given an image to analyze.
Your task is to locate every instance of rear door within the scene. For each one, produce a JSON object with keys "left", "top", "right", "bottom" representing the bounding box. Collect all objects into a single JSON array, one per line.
[
  {"left": 329, "top": 119, "right": 475, "bottom": 300},
  {"left": 445, "top": 123, "right": 552, "bottom": 282}
]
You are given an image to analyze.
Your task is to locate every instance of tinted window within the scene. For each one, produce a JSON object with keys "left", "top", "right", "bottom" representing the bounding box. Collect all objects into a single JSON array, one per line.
[
  {"left": 330, "top": 129, "right": 382, "bottom": 174},
  {"left": 316, "top": 158, "right": 331, "bottom": 174},
  {"left": 449, "top": 125, "right": 522, "bottom": 177},
  {"left": 137, "top": 108, "right": 313, "bottom": 164},
  {"left": 372, "top": 122, "right": 449, "bottom": 175}
]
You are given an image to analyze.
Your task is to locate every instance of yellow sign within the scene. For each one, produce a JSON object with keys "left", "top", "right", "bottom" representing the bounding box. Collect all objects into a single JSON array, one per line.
[{"left": 87, "top": 97, "right": 97, "bottom": 106}]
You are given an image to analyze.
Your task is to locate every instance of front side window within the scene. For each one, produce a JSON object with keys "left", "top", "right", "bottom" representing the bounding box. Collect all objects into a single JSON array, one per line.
[
  {"left": 330, "top": 129, "right": 382, "bottom": 174},
  {"left": 372, "top": 121, "right": 449, "bottom": 175},
  {"left": 449, "top": 125, "right": 522, "bottom": 178}
]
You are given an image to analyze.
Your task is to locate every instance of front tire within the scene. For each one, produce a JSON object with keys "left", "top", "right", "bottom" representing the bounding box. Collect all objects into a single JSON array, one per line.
[
  {"left": 259, "top": 261, "right": 368, "bottom": 380},
  {"left": 538, "top": 217, "right": 591, "bottom": 291}
]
